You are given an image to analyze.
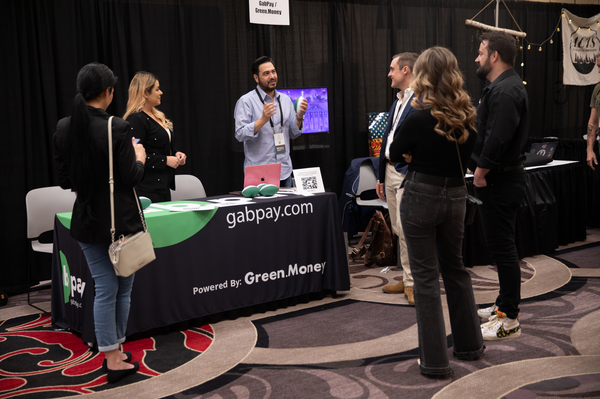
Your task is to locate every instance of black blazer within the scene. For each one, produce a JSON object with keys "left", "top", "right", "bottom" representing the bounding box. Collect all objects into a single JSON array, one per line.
[
  {"left": 126, "top": 111, "right": 177, "bottom": 196},
  {"left": 377, "top": 93, "right": 416, "bottom": 183},
  {"left": 54, "top": 107, "right": 145, "bottom": 244}
]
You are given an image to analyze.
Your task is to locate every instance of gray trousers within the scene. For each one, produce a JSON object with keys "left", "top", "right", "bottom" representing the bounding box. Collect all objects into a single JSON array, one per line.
[{"left": 400, "top": 178, "right": 484, "bottom": 376}]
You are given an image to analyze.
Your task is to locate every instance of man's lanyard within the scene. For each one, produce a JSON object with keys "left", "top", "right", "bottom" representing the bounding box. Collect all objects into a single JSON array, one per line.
[{"left": 255, "top": 88, "right": 284, "bottom": 134}]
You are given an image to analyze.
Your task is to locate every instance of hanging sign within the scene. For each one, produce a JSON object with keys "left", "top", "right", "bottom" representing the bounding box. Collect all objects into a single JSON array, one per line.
[
  {"left": 249, "top": 0, "right": 290, "bottom": 26},
  {"left": 562, "top": 8, "right": 600, "bottom": 86}
]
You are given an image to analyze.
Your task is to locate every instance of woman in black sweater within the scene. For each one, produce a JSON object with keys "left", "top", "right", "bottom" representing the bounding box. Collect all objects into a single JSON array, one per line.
[
  {"left": 54, "top": 63, "right": 145, "bottom": 383},
  {"left": 389, "top": 47, "right": 484, "bottom": 377}
]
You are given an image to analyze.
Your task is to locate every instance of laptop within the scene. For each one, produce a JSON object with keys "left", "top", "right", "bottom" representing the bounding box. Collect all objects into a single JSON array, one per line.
[
  {"left": 529, "top": 142, "right": 558, "bottom": 159},
  {"left": 244, "top": 163, "right": 282, "bottom": 188},
  {"left": 525, "top": 141, "right": 557, "bottom": 167}
]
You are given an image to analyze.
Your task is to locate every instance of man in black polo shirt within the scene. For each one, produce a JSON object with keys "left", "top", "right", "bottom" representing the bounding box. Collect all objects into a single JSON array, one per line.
[{"left": 469, "top": 31, "right": 529, "bottom": 341}]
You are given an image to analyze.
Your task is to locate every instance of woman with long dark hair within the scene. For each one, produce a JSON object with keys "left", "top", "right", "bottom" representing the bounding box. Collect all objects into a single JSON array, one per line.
[
  {"left": 123, "top": 71, "right": 186, "bottom": 203},
  {"left": 54, "top": 63, "right": 145, "bottom": 383},
  {"left": 389, "top": 47, "right": 485, "bottom": 377}
]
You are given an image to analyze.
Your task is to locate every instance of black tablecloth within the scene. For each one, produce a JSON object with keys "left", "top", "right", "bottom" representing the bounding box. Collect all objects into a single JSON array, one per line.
[
  {"left": 51, "top": 192, "right": 350, "bottom": 344},
  {"left": 463, "top": 161, "right": 587, "bottom": 267},
  {"left": 528, "top": 137, "right": 600, "bottom": 228}
]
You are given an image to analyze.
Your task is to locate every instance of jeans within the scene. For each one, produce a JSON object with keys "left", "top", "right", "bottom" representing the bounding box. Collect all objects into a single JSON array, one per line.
[
  {"left": 280, "top": 175, "right": 293, "bottom": 188},
  {"left": 400, "top": 178, "right": 484, "bottom": 376},
  {"left": 78, "top": 242, "right": 135, "bottom": 352},
  {"left": 474, "top": 169, "right": 526, "bottom": 319}
]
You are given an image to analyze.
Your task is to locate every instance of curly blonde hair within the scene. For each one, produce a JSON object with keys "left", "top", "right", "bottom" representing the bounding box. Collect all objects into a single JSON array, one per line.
[
  {"left": 123, "top": 71, "right": 173, "bottom": 130},
  {"left": 410, "top": 47, "right": 476, "bottom": 144}
]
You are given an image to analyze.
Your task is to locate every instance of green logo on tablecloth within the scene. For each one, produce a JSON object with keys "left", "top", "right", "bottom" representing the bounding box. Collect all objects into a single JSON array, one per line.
[
  {"left": 56, "top": 201, "right": 218, "bottom": 248},
  {"left": 60, "top": 251, "right": 70, "bottom": 304},
  {"left": 59, "top": 251, "right": 86, "bottom": 304},
  {"left": 140, "top": 202, "right": 218, "bottom": 247}
]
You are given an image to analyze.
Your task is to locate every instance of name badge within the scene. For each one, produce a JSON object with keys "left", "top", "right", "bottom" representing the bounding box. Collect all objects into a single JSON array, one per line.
[{"left": 274, "top": 132, "right": 286, "bottom": 154}]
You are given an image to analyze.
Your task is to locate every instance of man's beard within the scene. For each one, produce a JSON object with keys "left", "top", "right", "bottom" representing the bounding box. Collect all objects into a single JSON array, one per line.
[
  {"left": 476, "top": 60, "right": 491, "bottom": 80},
  {"left": 259, "top": 79, "right": 277, "bottom": 93}
]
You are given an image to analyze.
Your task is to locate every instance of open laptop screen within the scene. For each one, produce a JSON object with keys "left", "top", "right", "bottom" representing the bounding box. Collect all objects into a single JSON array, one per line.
[{"left": 244, "top": 163, "right": 282, "bottom": 188}]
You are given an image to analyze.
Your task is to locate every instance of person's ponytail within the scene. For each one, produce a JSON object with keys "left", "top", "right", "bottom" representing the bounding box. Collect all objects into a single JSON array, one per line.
[{"left": 67, "top": 63, "right": 117, "bottom": 227}]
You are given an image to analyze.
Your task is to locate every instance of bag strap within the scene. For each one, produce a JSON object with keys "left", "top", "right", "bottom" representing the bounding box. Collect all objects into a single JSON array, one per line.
[
  {"left": 369, "top": 214, "right": 383, "bottom": 247},
  {"left": 108, "top": 116, "right": 147, "bottom": 245},
  {"left": 374, "top": 210, "right": 391, "bottom": 235},
  {"left": 366, "top": 252, "right": 386, "bottom": 266},
  {"left": 365, "top": 210, "right": 390, "bottom": 266},
  {"left": 354, "top": 216, "right": 374, "bottom": 249},
  {"left": 453, "top": 134, "right": 468, "bottom": 193},
  {"left": 349, "top": 216, "right": 375, "bottom": 260}
]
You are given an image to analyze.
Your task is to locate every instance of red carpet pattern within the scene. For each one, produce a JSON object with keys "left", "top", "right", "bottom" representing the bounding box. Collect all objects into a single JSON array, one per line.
[{"left": 0, "top": 314, "right": 213, "bottom": 398}]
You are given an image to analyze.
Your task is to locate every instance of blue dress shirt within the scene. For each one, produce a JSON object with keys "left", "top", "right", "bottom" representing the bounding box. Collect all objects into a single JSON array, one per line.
[{"left": 234, "top": 86, "right": 303, "bottom": 180}]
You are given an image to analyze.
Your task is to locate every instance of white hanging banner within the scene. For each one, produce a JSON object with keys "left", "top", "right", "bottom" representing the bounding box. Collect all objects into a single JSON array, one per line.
[
  {"left": 562, "top": 8, "right": 600, "bottom": 86},
  {"left": 249, "top": 0, "right": 290, "bottom": 26}
]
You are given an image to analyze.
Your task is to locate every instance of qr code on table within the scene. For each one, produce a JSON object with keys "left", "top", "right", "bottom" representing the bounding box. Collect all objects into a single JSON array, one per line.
[{"left": 301, "top": 176, "right": 318, "bottom": 190}]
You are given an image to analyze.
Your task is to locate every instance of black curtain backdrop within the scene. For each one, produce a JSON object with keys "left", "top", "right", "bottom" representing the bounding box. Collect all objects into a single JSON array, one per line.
[{"left": 2, "top": 0, "right": 600, "bottom": 294}]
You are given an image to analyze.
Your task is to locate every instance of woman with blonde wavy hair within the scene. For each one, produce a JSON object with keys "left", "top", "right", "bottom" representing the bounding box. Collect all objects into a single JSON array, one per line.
[
  {"left": 389, "top": 46, "right": 484, "bottom": 377},
  {"left": 124, "top": 71, "right": 187, "bottom": 203}
]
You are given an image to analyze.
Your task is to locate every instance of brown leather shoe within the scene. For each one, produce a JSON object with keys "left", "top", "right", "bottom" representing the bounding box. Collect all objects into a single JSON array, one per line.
[
  {"left": 382, "top": 279, "right": 405, "bottom": 293},
  {"left": 404, "top": 286, "right": 415, "bottom": 305}
]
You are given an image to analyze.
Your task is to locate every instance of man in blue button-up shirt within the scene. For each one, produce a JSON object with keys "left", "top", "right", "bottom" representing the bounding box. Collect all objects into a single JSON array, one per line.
[{"left": 234, "top": 56, "right": 307, "bottom": 187}]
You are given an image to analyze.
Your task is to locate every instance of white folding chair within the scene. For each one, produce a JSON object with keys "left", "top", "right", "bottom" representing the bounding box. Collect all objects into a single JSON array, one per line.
[
  {"left": 170, "top": 174, "right": 207, "bottom": 200},
  {"left": 25, "top": 186, "right": 76, "bottom": 312},
  {"left": 355, "top": 163, "right": 388, "bottom": 209}
]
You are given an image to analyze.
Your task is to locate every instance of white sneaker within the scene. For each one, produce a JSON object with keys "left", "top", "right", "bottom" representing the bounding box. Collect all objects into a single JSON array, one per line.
[
  {"left": 477, "top": 304, "right": 498, "bottom": 320},
  {"left": 481, "top": 312, "right": 521, "bottom": 341}
]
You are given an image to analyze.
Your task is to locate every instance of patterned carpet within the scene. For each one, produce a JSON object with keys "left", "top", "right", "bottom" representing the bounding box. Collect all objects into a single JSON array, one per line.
[{"left": 1, "top": 233, "right": 599, "bottom": 398}]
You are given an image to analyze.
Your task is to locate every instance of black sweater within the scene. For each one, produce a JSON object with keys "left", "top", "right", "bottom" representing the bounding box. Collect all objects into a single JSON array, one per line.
[
  {"left": 54, "top": 107, "right": 145, "bottom": 243},
  {"left": 389, "top": 109, "right": 476, "bottom": 178}
]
